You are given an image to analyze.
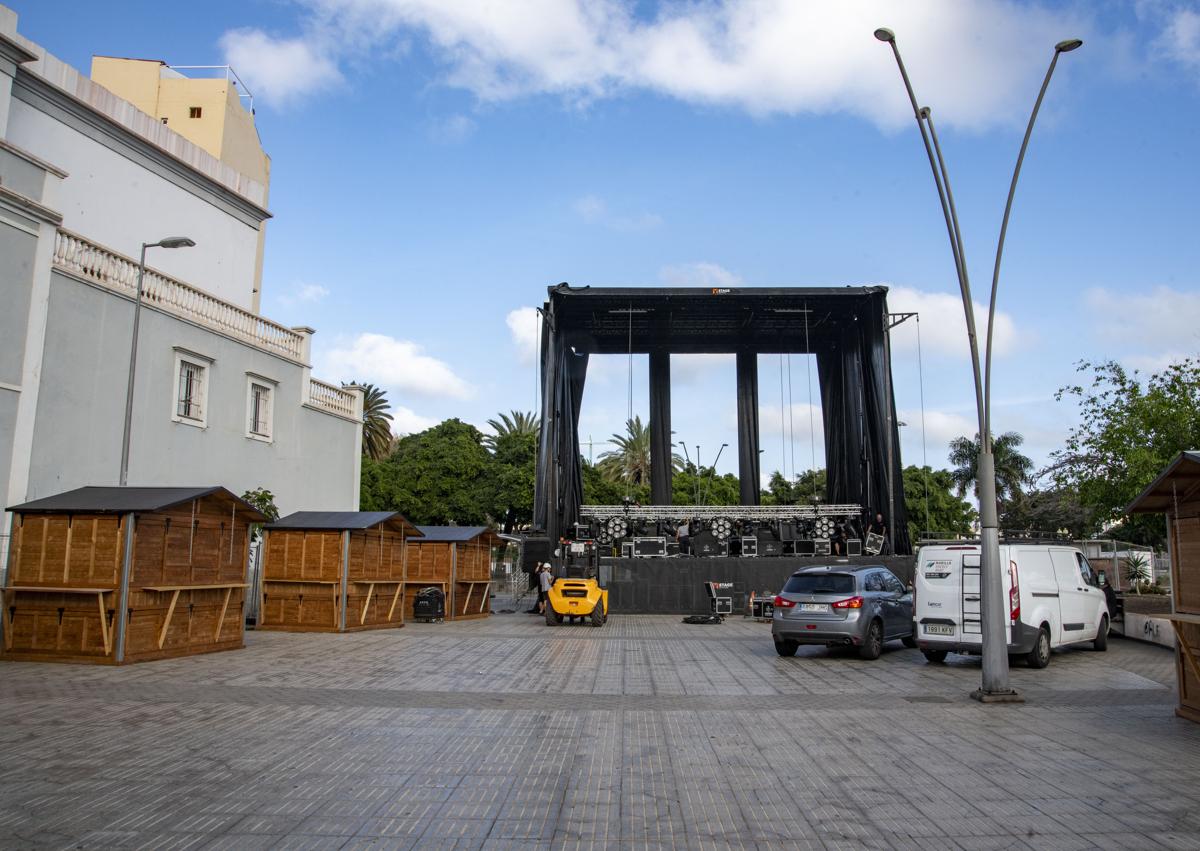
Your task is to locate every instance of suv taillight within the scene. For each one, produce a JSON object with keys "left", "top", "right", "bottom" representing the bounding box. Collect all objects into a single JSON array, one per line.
[
  {"left": 773, "top": 595, "right": 795, "bottom": 609},
  {"left": 1009, "top": 560, "right": 1020, "bottom": 622},
  {"left": 832, "top": 596, "right": 864, "bottom": 609}
]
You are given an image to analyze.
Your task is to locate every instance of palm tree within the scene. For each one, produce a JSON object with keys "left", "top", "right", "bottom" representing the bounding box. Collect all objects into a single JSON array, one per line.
[
  {"left": 948, "top": 431, "right": 1034, "bottom": 507},
  {"left": 596, "top": 416, "right": 682, "bottom": 485},
  {"left": 356, "top": 382, "right": 394, "bottom": 461},
  {"left": 485, "top": 410, "right": 539, "bottom": 451}
]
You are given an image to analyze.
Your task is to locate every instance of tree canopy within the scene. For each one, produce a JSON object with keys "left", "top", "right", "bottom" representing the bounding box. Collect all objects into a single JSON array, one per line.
[
  {"left": 356, "top": 382, "right": 394, "bottom": 461},
  {"left": 1047, "top": 358, "right": 1200, "bottom": 546},
  {"left": 903, "top": 466, "right": 976, "bottom": 542},
  {"left": 947, "top": 431, "right": 1033, "bottom": 508}
]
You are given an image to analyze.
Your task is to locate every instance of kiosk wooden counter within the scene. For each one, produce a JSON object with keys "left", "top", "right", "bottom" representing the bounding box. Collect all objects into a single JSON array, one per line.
[
  {"left": 2, "top": 486, "right": 264, "bottom": 664},
  {"left": 410, "top": 526, "right": 501, "bottom": 621},
  {"left": 258, "top": 511, "right": 421, "bottom": 632},
  {"left": 1126, "top": 451, "right": 1200, "bottom": 724}
]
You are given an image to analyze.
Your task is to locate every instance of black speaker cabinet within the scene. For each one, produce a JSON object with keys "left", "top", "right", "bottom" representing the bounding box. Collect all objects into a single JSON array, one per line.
[
  {"left": 846, "top": 538, "right": 863, "bottom": 556},
  {"left": 795, "top": 539, "right": 816, "bottom": 556}
]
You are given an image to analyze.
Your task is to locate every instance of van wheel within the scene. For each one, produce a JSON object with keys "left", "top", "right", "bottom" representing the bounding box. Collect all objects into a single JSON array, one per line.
[
  {"left": 1027, "top": 626, "right": 1051, "bottom": 669},
  {"left": 774, "top": 639, "right": 799, "bottom": 657},
  {"left": 544, "top": 607, "right": 561, "bottom": 626},
  {"left": 859, "top": 620, "right": 884, "bottom": 660},
  {"left": 590, "top": 606, "right": 605, "bottom": 628},
  {"left": 1094, "top": 616, "right": 1109, "bottom": 651},
  {"left": 922, "top": 650, "right": 948, "bottom": 664}
]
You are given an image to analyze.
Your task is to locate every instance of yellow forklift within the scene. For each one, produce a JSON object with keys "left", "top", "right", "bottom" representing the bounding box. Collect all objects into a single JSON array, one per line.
[{"left": 543, "top": 538, "right": 608, "bottom": 627}]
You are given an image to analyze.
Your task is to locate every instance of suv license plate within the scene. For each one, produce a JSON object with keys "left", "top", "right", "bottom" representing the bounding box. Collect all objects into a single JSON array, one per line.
[
  {"left": 923, "top": 624, "right": 954, "bottom": 636},
  {"left": 800, "top": 603, "right": 827, "bottom": 613}
]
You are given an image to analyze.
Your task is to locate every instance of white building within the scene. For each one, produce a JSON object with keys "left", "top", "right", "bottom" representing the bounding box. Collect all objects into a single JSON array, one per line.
[{"left": 0, "top": 5, "right": 363, "bottom": 563}]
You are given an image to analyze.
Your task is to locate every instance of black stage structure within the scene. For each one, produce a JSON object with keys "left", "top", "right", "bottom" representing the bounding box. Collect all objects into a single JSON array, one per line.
[{"left": 533, "top": 284, "right": 912, "bottom": 557}]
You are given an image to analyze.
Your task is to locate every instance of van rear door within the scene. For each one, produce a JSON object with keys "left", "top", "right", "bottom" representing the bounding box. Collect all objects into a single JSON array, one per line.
[
  {"left": 1049, "top": 549, "right": 1092, "bottom": 640},
  {"left": 916, "top": 547, "right": 970, "bottom": 644}
]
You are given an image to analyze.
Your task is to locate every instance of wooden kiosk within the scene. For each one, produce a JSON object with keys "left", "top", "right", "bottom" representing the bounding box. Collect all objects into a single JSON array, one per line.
[
  {"left": 258, "top": 511, "right": 421, "bottom": 632},
  {"left": 409, "top": 526, "right": 500, "bottom": 621},
  {"left": 1126, "top": 451, "right": 1200, "bottom": 724},
  {"left": 2, "top": 486, "right": 263, "bottom": 664}
]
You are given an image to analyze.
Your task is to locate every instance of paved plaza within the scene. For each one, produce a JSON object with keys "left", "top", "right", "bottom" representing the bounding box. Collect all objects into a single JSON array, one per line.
[{"left": 1, "top": 612, "right": 1199, "bottom": 850}]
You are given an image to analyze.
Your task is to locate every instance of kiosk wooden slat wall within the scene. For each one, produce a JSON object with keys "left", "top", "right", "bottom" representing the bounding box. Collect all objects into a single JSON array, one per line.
[
  {"left": 258, "top": 511, "right": 421, "bottom": 632},
  {"left": 2, "top": 486, "right": 263, "bottom": 664},
  {"left": 411, "top": 526, "right": 501, "bottom": 620},
  {"left": 1126, "top": 451, "right": 1200, "bottom": 724}
]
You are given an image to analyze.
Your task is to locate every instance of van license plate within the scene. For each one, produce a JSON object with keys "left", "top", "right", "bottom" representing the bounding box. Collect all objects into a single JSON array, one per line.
[
  {"left": 923, "top": 624, "right": 954, "bottom": 636},
  {"left": 800, "top": 603, "right": 827, "bottom": 613}
]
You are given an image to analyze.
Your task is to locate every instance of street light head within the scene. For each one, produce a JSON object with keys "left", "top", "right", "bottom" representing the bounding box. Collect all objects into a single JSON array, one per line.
[
  {"left": 919, "top": 106, "right": 931, "bottom": 119},
  {"left": 873, "top": 27, "right": 895, "bottom": 43},
  {"left": 156, "top": 237, "right": 196, "bottom": 249},
  {"left": 1055, "top": 38, "right": 1083, "bottom": 53}
]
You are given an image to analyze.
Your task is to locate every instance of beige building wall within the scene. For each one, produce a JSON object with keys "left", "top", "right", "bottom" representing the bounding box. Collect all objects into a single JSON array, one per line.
[{"left": 90, "top": 56, "right": 270, "bottom": 310}]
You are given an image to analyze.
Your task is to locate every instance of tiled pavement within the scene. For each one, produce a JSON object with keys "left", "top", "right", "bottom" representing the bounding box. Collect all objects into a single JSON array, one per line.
[{"left": 1, "top": 613, "right": 1198, "bottom": 850}]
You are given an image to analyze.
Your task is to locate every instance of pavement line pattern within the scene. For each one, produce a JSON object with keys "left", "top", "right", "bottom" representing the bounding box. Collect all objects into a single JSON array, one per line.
[{"left": 1, "top": 614, "right": 1197, "bottom": 850}]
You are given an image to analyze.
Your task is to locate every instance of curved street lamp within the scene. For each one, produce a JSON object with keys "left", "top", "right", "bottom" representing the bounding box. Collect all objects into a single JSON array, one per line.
[
  {"left": 119, "top": 237, "right": 197, "bottom": 487},
  {"left": 875, "top": 29, "right": 1082, "bottom": 702}
]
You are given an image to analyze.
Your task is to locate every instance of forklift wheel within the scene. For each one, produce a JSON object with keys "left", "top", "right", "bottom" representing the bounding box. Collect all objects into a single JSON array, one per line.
[
  {"left": 545, "top": 607, "right": 562, "bottom": 626},
  {"left": 590, "top": 606, "right": 605, "bottom": 628}
]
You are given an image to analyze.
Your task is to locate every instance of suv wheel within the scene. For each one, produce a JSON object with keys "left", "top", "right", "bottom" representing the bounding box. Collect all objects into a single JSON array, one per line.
[
  {"left": 774, "top": 639, "right": 798, "bottom": 657},
  {"left": 1027, "top": 625, "right": 1051, "bottom": 669},
  {"left": 859, "top": 620, "right": 883, "bottom": 660},
  {"left": 1093, "top": 615, "right": 1109, "bottom": 651}
]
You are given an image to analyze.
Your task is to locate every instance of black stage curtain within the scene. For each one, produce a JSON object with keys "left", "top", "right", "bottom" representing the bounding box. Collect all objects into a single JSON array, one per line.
[
  {"left": 816, "top": 292, "right": 910, "bottom": 553},
  {"left": 649, "top": 350, "right": 673, "bottom": 505},
  {"left": 533, "top": 312, "right": 588, "bottom": 545},
  {"left": 735, "top": 351, "right": 761, "bottom": 505}
]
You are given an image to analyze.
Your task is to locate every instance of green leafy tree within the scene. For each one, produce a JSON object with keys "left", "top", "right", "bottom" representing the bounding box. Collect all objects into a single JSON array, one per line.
[
  {"left": 582, "top": 460, "right": 646, "bottom": 504},
  {"left": 490, "top": 427, "right": 537, "bottom": 532},
  {"left": 948, "top": 431, "right": 1033, "bottom": 509},
  {"left": 485, "top": 410, "right": 539, "bottom": 452},
  {"left": 672, "top": 464, "right": 741, "bottom": 506},
  {"left": 761, "top": 469, "right": 826, "bottom": 506},
  {"left": 359, "top": 419, "right": 494, "bottom": 525},
  {"left": 240, "top": 487, "right": 280, "bottom": 543},
  {"left": 356, "top": 382, "right": 394, "bottom": 461},
  {"left": 1001, "top": 486, "right": 1095, "bottom": 539},
  {"left": 595, "top": 416, "right": 682, "bottom": 487},
  {"left": 1047, "top": 358, "right": 1200, "bottom": 547},
  {"left": 902, "top": 466, "right": 976, "bottom": 542}
]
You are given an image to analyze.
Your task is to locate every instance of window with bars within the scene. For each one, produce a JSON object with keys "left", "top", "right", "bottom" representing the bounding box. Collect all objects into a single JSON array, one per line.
[
  {"left": 249, "top": 382, "right": 272, "bottom": 438},
  {"left": 177, "top": 360, "right": 205, "bottom": 420}
]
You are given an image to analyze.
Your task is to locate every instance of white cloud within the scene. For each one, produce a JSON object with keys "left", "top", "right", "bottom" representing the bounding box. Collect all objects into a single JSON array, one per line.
[
  {"left": 223, "top": 1, "right": 1088, "bottom": 129},
  {"left": 672, "top": 353, "right": 734, "bottom": 385},
  {"left": 277, "top": 282, "right": 330, "bottom": 306},
  {"left": 759, "top": 402, "right": 824, "bottom": 441},
  {"left": 885, "top": 285, "right": 1017, "bottom": 358},
  {"left": 391, "top": 405, "right": 439, "bottom": 435},
  {"left": 505, "top": 306, "right": 540, "bottom": 365},
  {"left": 220, "top": 28, "right": 343, "bottom": 105},
  {"left": 658, "top": 262, "right": 743, "bottom": 287},
  {"left": 318, "top": 333, "right": 472, "bottom": 399},
  {"left": 899, "top": 407, "right": 977, "bottom": 449},
  {"left": 572, "top": 194, "right": 662, "bottom": 231},
  {"left": 427, "top": 113, "right": 477, "bottom": 143},
  {"left": 1156, "top": 8, "right": 1200, "bottom": 70},
  {"left": 1085, "top": 286, "right": 1200, "bottom": 353}
]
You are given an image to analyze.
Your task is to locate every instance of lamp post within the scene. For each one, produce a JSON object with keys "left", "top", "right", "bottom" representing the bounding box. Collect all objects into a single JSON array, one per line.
[
  {"left": 118, "top": 237, "right": 196, "bottom": 487},
  {"left": 874, "top": 28, "right": 1081, "bottom": 701}
]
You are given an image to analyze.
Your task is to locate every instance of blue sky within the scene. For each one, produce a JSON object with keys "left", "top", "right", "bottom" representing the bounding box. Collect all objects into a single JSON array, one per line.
[{"left": 15, "top": 0, "right": 1200, "bottom": 486}]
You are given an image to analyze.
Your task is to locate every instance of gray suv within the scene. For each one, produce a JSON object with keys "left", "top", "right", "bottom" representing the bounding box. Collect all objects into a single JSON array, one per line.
[{"left": 772, "top": 565, "right": 916, "bottom": 660}]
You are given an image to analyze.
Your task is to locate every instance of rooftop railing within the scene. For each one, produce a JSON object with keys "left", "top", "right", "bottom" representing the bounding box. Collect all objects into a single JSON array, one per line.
[{"left": 53, "top": 229, "right": 305, "bottom": 362}]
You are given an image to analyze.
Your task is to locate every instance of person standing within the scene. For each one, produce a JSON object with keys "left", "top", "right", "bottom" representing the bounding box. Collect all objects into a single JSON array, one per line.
[
  {"left": 537, "top": 563, "right": 554, "bottom": 615},
  {"left": 867, "top": 512, "right": 888, "bottom": 555}
]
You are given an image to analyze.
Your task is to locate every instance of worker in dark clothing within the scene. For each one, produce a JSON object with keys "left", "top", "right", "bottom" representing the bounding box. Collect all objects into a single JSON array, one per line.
[
  {"left": 867, "top": 512, "right": 889, "bottom": 555},
  {"left": 1103, "top": 580, "right": 1119, "bottom": 620}
]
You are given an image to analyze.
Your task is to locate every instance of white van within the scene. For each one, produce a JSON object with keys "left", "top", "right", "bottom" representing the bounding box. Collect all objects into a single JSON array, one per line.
[{"left": 913, "top": 543, "right": 1111, "bottom": 668}]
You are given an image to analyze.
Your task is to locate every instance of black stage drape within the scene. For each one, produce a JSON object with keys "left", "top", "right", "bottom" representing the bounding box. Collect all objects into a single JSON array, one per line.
[
  {"left": 735, "top": 350, "right": 761, "bottom": 505},
  {"left": 533, "top": 311, "right": 588, "bottom": 545},
  {"left": 649, "top": 350, "right": 673, "bottom": 505}
]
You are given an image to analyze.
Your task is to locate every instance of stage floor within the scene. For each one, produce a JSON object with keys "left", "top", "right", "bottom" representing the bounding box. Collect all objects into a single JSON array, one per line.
[{"left": 599, "top": 554, "right": 916, "bottom": 614}]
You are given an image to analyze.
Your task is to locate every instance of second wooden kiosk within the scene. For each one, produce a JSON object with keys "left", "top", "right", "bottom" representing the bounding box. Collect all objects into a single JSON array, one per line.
[{"left": 258, "top": 511, "right": 422, "bottom": 632}]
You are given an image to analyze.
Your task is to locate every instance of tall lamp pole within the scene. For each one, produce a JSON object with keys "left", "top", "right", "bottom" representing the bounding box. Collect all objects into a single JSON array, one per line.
[
  {"left": 118, "top": 237, "right": 196, "bottom": 487},
  {"left": 874, "top": 28, "right": 1081, "bottom": 701}
]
